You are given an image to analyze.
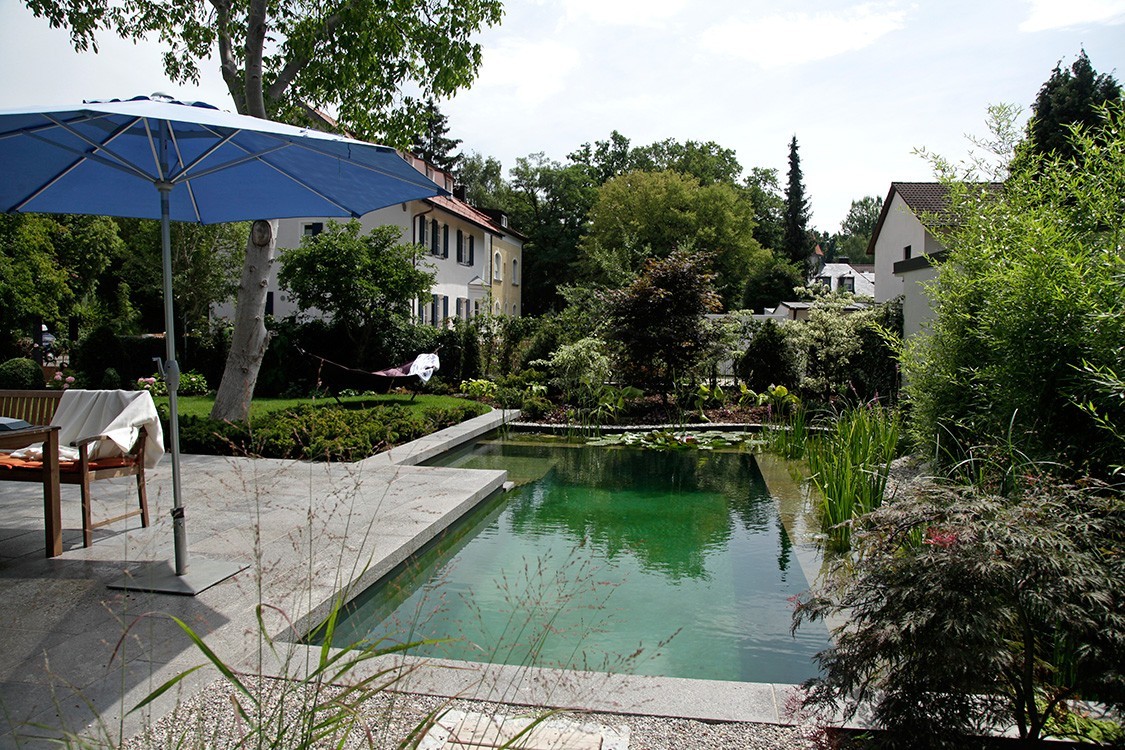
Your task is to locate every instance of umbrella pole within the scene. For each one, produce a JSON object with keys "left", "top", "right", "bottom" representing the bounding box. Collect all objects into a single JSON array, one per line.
[
  {"left": 109, "top": 182, "right": 247, "bottom": 594},
  {"left": 158, "top": 184, "right": 189, "bottom": 577}
]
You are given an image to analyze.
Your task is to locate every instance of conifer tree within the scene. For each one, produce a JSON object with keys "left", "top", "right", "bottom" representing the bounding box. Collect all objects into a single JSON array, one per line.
[
  {"left": 1015, "top": 50, "right": 1122, "bottom": 172},
  {"left": 412, "top": 99, "right": 463, "bottom": 172},
  {"left": 783, "top": 136, "right": 813, "bottom": 266}
]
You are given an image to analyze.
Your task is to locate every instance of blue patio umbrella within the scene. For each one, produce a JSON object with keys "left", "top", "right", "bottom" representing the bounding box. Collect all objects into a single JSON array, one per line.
[{"left": 0, "top": 95, "right": 445, "bottom": 593}]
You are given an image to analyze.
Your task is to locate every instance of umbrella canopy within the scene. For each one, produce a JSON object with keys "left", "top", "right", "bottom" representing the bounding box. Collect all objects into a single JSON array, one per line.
[
  {"left": 0, "top": 95, "right": 445, "bottom": 593},
  {"left": 0, "top": 95, "right": 443, "bottom": 221}
]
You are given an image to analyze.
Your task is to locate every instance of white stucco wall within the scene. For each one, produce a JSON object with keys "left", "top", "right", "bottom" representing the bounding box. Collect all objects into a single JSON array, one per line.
[
  {"left": 873, "top": 192, "right": 929, "bottom": 303},
  {"left": 214, "top": 200, "right": 497, "bottom": 325},
  {"left": 900, "top": 264, "right": 939, "bottom": 339}
]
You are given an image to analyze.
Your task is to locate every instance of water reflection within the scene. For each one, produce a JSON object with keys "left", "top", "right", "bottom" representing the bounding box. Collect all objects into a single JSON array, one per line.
[{"left": 506, "top": 447, "right": 775, "bottom": 581}]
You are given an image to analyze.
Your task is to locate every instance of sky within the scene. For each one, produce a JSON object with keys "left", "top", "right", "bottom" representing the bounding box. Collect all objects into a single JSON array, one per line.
[{"left": 1, "top": 0, "right": 1123, "bottom": 230}]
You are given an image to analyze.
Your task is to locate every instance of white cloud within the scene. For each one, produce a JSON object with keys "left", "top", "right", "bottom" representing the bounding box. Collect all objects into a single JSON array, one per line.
[
  {"left": 1019, "top": 0, "right": 1125, "bottom": 31},
  {"left": 472, "top": 38, "right": 582, "bottom": 106},
  {"left": 561, "top": 0, "right": 688, "bottom": 27},
  {"left": 699, "top": 3, "right": 908, "bottom": 69}
]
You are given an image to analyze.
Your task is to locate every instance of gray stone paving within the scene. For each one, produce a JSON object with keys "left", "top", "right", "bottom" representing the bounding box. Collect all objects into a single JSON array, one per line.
[{"left": 0, "top": 410, "right": 825, "bottom": 748}]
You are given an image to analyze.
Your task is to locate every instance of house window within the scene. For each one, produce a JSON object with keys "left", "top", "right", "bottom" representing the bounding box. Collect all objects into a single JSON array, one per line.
[
  {"left": 302, "top": 222, "right": 323, "bottom": 237},
  {"left": 430, "top": 294, "right": 439, "bottom": 327},
  {"left": 493, "top": 252, "right": 503, "bottom": 281},
  {"left": 443, "top": 225, "right": 449, "bottom": 258},
  {"left": 431, "top": 219, "right": 440, "bottom": 255},
  {"left": 816, "top": 275, "right": 830, "bottom": 288},
  {"left": 512, "top": 303, "right": 518, "bottom": 316},
  {"left": 417, "top": 216, "right": 427, "bottom": 246},
  {"left": 841, "top": 276, "right": 855, "bottom": 293},
  {"left": 904, "top": 244, "right": 912, "bottom": 260},
  {"left": 474, "top": 300, "right": 480, "bottom": 316},
  {"left": 468, "top": 235, "right": 475, "bottom": 266},
  {"left": 512, "top": 258, "right": 519, "bottom": 285},
  {"left": 456, "top": 229, "right": 464, "bottom": 263},
  {"left": 494, "top": 300, "right": 501, "bottom": 314},
  {"left": 442, "top": 295, "right": 449, "bottom": 323},
  {"left": 265, "top": 291, "right": 274, "bottom": 316}
]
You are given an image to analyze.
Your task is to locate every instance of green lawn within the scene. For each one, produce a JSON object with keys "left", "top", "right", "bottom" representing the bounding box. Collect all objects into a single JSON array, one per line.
[{"left": 158, "top": 393, "right": 483, "bottom": 422}]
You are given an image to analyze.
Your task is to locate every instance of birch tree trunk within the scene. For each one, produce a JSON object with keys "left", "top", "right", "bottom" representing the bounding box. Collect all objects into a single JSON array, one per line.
[{"left": 210, "top": 220, "right": 277, "bottom": 421}]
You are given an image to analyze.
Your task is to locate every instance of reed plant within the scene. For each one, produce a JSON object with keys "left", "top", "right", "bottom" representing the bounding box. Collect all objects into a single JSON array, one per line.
[{"left": 806, "top": 403, "right": 901, "bottom": 551}]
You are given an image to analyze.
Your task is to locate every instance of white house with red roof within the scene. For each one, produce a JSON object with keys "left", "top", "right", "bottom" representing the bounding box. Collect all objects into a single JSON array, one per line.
[{"left": 257, "top": 153, "right": 524, "bottom": 326}]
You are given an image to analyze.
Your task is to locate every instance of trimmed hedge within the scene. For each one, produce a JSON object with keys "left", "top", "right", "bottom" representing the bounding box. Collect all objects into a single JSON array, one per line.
[{"left": 174, "top": 400, "right": 488, "bottom": 461}]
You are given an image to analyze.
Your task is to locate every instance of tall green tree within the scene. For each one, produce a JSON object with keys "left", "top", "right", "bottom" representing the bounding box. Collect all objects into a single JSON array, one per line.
[
  {"left": 834, "top": 195, "right": 883, "bottom": 262},
  {"left": 412, "top": 99, "right": 463, "bottom": 172},
  {"left": 24, "top": 0, "right": 502, "bottom": 419},
  {"left": 456, "top": 152, "right": 509, "bottom": 208},
  {"left": 743, "top": 167, "right": 785, "bottom": 252},
  {"left": 278, "top": 220, "right": 434, "bottom": 360},
  {"left": 783, "top": 136, "right": 814, "bottom": 266},
  {"left": 506, "top": 153, "right": 597, "bottom": 315},
  {"left": 578, "top": 170, "right": 765, "bottom": 309},
  {"left": 1019, "top": 49, "right": 1122, "bottom": 169},
  {"left": 116, "top": 219, "right": 247, "bottom": 335},
  {"left": 0, "top": 215, "right": 74, "bottom": 353}
]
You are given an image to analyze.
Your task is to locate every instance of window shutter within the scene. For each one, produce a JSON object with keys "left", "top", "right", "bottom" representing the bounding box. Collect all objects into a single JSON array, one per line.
[
  {"left": 456, "top": 229, "right": 464, "bottom": 263},
  {"left": 443, "top": 225, "right": 450, "bottom": 258},
  {"left": 468, "top": 235, "right": 475, "bottom": 265}
]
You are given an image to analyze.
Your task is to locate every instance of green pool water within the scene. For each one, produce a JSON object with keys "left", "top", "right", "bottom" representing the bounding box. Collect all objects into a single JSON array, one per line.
[{"left": 325, "top": 436, "right": 830, "bottom": 683}]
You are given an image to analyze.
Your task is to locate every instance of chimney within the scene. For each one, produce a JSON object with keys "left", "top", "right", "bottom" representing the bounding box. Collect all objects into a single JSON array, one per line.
[{"left": 453, "top": 185, "right": 467, "bottom": 202}]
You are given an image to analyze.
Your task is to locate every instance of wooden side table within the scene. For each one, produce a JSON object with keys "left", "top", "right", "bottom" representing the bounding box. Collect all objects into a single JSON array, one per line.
[{"left": 0, "top": 426, "right": 62, "bottom": 557}]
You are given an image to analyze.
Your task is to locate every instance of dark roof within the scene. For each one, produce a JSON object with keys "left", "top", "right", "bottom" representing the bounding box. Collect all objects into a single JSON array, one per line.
[{"left": 866, "top": 181, "right": 1002, "bottom": 256}]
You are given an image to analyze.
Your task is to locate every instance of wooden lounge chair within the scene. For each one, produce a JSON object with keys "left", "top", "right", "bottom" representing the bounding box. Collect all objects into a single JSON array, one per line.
[{"left": 0, "top": 389, "right": 161, "bottom": 549}]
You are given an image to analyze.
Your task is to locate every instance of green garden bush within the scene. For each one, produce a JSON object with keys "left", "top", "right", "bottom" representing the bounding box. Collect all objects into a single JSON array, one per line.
[
  {"left": 0, "top": 358, "right": 44, "bottom": 389},
  {"left": 174, "top": 401, "right": 488, "bottom": 461},
  {"left": 904, "top": 103, "right": 1125, "bottom": 478}
]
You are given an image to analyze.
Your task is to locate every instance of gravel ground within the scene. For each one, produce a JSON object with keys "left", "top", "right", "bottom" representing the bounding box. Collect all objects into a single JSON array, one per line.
[{"left": 122, "top": 678, "right": 823, "bottom": 749}]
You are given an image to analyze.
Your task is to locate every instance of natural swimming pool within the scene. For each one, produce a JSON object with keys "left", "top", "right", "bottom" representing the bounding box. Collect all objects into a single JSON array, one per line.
[{"left": 324, "top": 435, "right": 830, "bottom": 684}]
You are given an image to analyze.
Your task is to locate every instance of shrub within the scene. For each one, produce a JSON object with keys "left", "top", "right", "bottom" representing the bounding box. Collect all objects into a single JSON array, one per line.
[
  {"left": 533, "top": 337, "right": 612, "bottom": 407},
  {"left": 71, "top": 324, "right": 126, "bottom": 386},
  {"left": 794, "top": 479, "right": 1125, "bottom": 746},
  {"left": 0, "top": 358, "right": 44, "bottom": 389},
  {"left": 736, "top": 319, "right": 799, "bottom": 394},
  {"left": 519, "top": 395, "right": 553, "bottom": 421},
  {"left": 460, "top": 378, "right": 498, "bottom": 401},
  {"left": 136, "top": 370, "right": 209, "bottom": 396},
  {"left": 905, "top": 103, "right": 1125, "bottom": 478}
]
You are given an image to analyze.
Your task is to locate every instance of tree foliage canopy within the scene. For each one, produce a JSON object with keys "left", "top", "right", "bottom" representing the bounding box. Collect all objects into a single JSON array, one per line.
[
  {"left": 1019, "top": 49, "right": 1122, "bottom": 168},
  {"left": 579, "top": 170, "right": 764, "bottom": 308},
  {"left": 783, "top": 136, "right": 813, "bottom": 265},
  {"left": 602, "top": 249, "right": 722, "bottom": 396},
  {"left": 278, "top": 220, "right": 434, "bottom": 344},
  {"left": 25, "top": 0, "right": 503, "bottom": 142}
]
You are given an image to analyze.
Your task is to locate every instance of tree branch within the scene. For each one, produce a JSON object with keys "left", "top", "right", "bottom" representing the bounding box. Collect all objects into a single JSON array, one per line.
[
  {"left": 244, "top": 0, "right": 269, "bottom": 118},
  {"left": 209, "top": 0, "right": 246, "bottom": 114}
]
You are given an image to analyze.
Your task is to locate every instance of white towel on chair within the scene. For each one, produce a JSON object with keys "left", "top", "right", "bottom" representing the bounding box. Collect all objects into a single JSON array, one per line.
[{"left": 9, "top": 390, "right": 165, "bottom": 467}]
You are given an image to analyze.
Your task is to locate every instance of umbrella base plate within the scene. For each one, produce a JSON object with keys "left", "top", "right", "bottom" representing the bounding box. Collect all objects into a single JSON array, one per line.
[{"left": 106, "top": 558, "right": 249, "bottom": 596}]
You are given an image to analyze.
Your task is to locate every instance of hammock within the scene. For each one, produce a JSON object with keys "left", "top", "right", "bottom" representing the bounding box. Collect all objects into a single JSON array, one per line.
[
  {"left": 372, "top": 352, "right": 441, "bottom": 383},
  {"left": 295, "top": 346, "right": 441, "bottom": 385}
]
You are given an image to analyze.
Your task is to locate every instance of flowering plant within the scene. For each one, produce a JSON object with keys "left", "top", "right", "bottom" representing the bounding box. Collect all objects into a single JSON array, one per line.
[{"left": 47, "top": 370, "right": 77, "bottom": 390}]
